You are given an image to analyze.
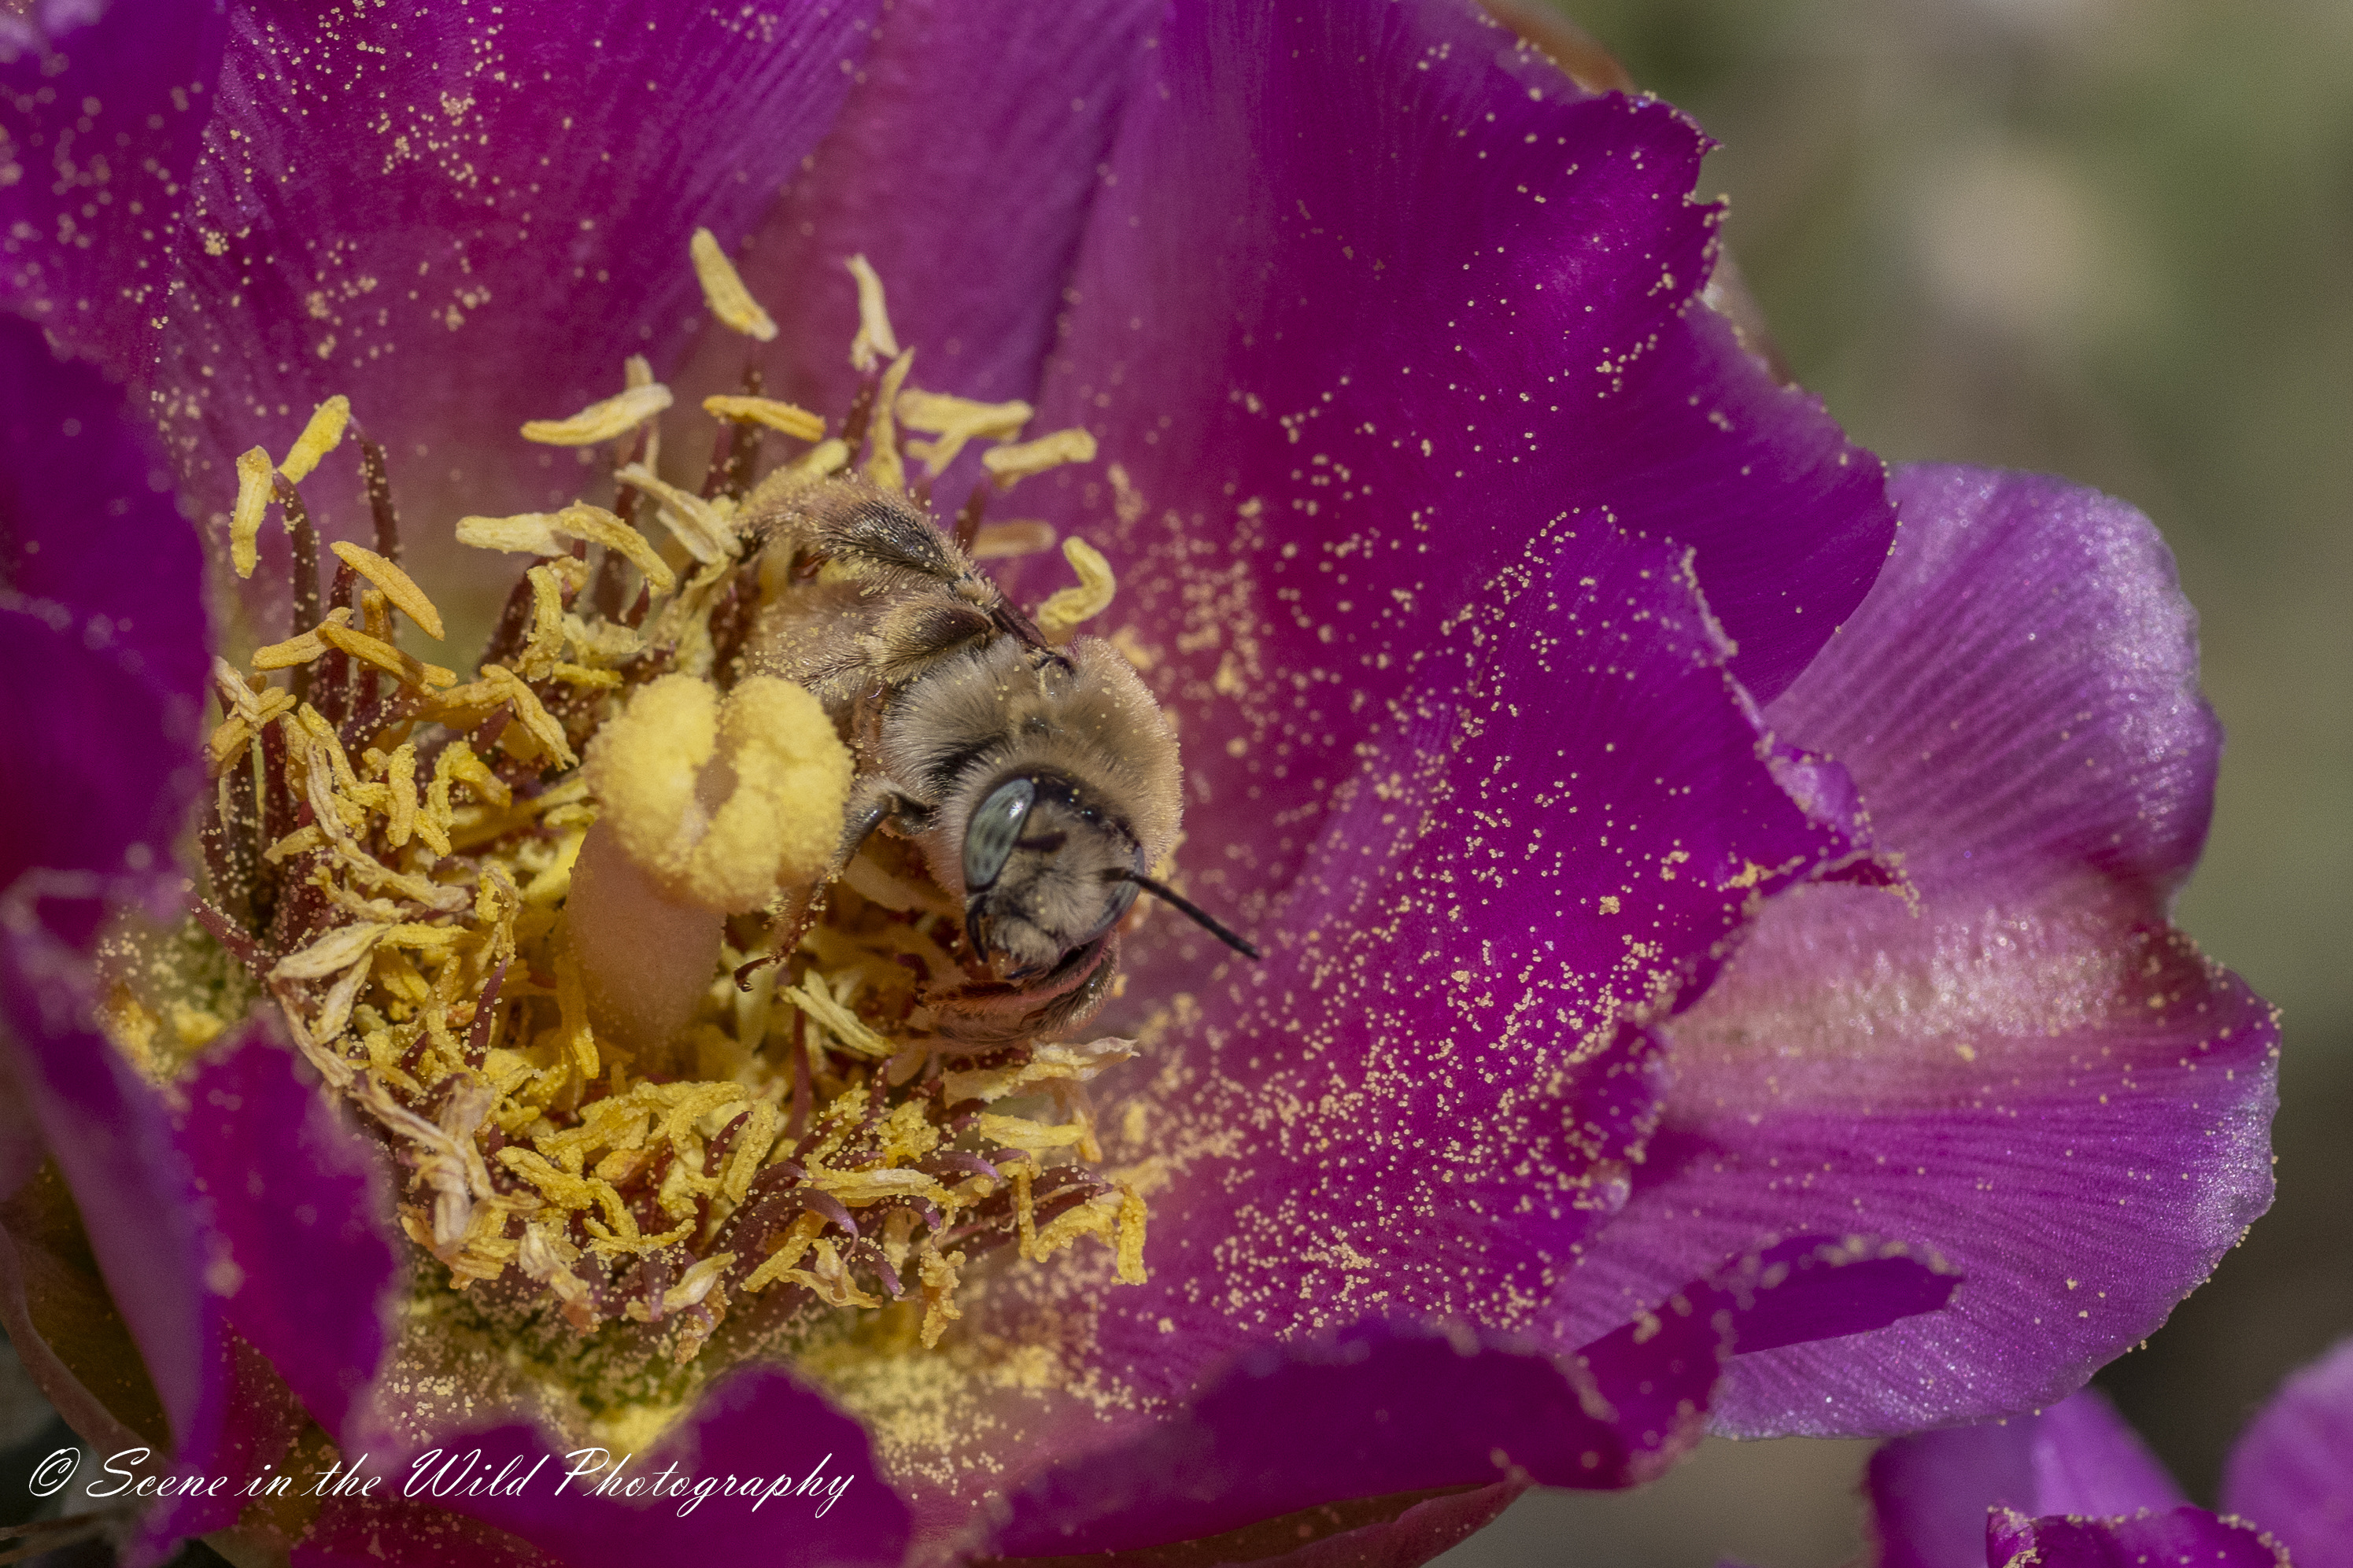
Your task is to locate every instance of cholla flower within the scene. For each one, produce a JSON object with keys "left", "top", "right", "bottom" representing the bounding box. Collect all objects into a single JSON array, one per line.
[
  {"left": 0, "top": 1, "right": 2270, "bottom": 1566},
  {"left": 1864, "top": 1338, "right": 2353, "bottom": 1566}
]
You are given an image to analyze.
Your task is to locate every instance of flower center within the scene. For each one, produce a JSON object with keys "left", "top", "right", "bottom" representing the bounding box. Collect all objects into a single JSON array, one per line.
[{"left": 113, "top": 236, "right": 1166, "bottom": 1422}]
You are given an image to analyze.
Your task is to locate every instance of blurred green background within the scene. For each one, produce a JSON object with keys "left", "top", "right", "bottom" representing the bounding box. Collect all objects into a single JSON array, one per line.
[{"left": 1444, "top": 0, "right": 2352, "bottom": 1561}]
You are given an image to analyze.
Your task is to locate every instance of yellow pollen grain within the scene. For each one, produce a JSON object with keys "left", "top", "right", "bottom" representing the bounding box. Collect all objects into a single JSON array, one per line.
[
  {"left": 846, "top": 254, "right": 899, "bottom": 372},
  {"left": 896, "top": 389, "right": 1032, "bottom": 475},
  {"left": 1034, "top": 537, "right": 1115, "bottom": 644},
  {"left": 689, "top": 227, "right": 778, "bottom": 341},
  {"left": 521, "top": 383, "right": 674, "bottom": 446},
  {"left": 230, "top": 446, "right": 275, "bottom": 578},
  {"left": 862, "top": 349, "right": 916, "bottom": 495},
  {"left": 278, "top": 394, "right": 351, "bottom": 483},
  {"left": 983, "top": 426, "right": 1098, "bottom": 485},
  {"left": 703, "top": 394, "right": 824, "bottom": 441},
  {"left": 328, "top": 540, "right": 445, "bottom": 640}
]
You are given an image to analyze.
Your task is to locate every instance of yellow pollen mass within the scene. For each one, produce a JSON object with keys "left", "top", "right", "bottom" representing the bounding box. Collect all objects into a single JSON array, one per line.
[
  {"left": 328, "top": 540, "right": 445, "bottom": 640},
  {"left": 896, "top": 389, "right": 1032, "bottom": 475},
  {"left": 703, "top": 394, "right": 825, "bottom": 441},
  {"left": 1035, "top": 537, "right": 1117, "bottom": 644},
  {"left": 230, "top": 446, "right": 274, "bottom": 578},
  {"left": 863, "top": 349, "right": 917, "bottom": 495},
  {"left": 846, "top": 254, "right": 899, "bottom": 372},
  {"left": 582, "top": 673, "right": 851, "bottom": 913},
  {"left": 689, "top": 227, "right": 778, "bottom": 341},
  {"left": 522, "top": 382, "right": 674, "bottom": 446},
  {"left": 279, "top": 394, "right": 351, "bottom": 482},
  {"left": 984, "top": 426, "right": 1099, "bottom": 485}
]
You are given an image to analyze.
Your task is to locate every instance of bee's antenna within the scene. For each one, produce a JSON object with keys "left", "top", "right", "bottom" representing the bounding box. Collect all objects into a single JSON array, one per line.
[{"left": 1111, "top": 870, "right": 1261, "bottom": 961}]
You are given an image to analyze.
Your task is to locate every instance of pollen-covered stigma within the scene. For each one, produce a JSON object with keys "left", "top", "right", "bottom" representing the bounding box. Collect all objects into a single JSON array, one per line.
[{"left": 113, "top": 233, "right": 1147, "bottom": 1416}]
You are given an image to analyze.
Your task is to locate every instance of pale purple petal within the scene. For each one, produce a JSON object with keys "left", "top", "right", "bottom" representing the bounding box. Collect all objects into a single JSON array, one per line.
[
  {"left": 0, "top": 0, "right": 229, "bottom": 381},
  {"left": 0, "top": 315, "right": 207, "bottom": 894},
  {"left": 148, "top": 0, "right": 881, "bottom": 582},
  {"left": 2222, "top": 1338, "right": 2353, "bottom": 1568},
  {"left": 1986, "top": 1506, "right": 2288, "bottom": 1568},
  {"left": 1555, "top": 466, "right": 2275, "bottom": 1434},
  {"left": 172, "top": 1032, "right": 401, "bottom": 1438},
  {"left": 1866, "top": 1392, "right": 2185, "bottom": 1568}
]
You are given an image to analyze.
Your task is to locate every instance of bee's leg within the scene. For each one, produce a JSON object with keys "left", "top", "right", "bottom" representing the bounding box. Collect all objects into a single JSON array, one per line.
[
  {"left": 736, "top": 781, "right": 933, "bottom": 991},
  {"left": 837, "top": 777, "right": 934, "bottom": 865}
]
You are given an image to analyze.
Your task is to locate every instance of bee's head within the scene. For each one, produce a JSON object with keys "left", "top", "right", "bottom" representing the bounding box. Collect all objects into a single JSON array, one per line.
[{"left": 960, "top": 773, "right": 1141, "bottom": 983}]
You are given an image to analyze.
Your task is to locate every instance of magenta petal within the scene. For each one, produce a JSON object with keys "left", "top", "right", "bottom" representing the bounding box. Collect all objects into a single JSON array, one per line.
[
  {"left": 173, "top": 1032, "right": 401, "bottom": 1438},
  {"left": 1555, "top": 465, "right": 2277, "bottom": 1435},
  {"left": 990, "top": 1311, "right": 1725, "bottom": 1559},
  {"left": 424, "top": 1364, "right": 907, "bottom": 1568},
  {"left": 150, "top": 0, "right": 881, "bottom": 531},
  {"left": 0, "top": 0, "right": 230, "bottom": 380},
  {"left": 293, "top": 1494, "right": 561, "bottom": 1568},
  {"left": 0, "top": 891, "right": 246, "bottom": 1559},
  {"left": 734, "top": 0, "right": 1156, "bottom": 440},
  {"left": 2222, "top": 1338, "right": 2353, "bottom": 1568},
  {"left": 1008, "top": 0, "right": 1889, "bottom": 736},
  {"left": 1866, "top": 1392, "right": 2185, "bottom": 1568},
  {"left": 991, "top": 1238, "right": 1949, "bottom": 1561},
  {"left": 999, "top": 525, "right": 1853, "bottom": 1444},
  {"left": 0, "top": 316, "right": 208, "bottom": 894},
  {"left": 1985, "top": 1506, "right": 2288, "bottom": 1568}
]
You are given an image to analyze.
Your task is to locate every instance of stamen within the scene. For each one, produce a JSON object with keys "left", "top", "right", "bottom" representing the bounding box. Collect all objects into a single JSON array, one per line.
[
  {"left": 846, "top": 255, "right": 900, "bottom": 372},
  {"left": 688, "top": 227, "right": 778, "bottom": 342},
  {"left": 896, "top": 389, "right": 1032, "bottom": 476},
  {"left": 327, "top": 540, "right": 445, "bottom": 640},
  {"left": 703, "top": 395, "right": 826, "bottom": 441},
  {"left": 983, "top": 426, "right": 1099, "bottom": 485},
  {"left": 522, "top": 383, "right": 674, "bottom": 446},
  {"left": 230, "top": 447, "right": 274, "bottom": 579},
  {"left": 279, "top": 395, "right": 351, "bottom": 483},
  {"left": 172, "top": 247, "right": 1164, "bottom": 1403},
  {"left": 862, "top": 349, "right": 917, "bottom": 495},
  {"left": 1034, "top": 537, "right": 1117, "bottom": 644},
  {"left": 615, "top": 463, "right": 734, "bottom": 564},
  {"left": 970, "top": 519, "right": 1058, "bottom": 560}
]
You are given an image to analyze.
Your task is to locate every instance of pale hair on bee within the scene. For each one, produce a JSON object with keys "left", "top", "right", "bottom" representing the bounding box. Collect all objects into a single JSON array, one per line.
[{"left": 740, "top": 479, "right": 1258, "bottom": 1046}]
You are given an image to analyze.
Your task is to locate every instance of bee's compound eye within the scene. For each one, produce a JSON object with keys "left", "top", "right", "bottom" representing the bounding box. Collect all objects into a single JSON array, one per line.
[{"left": 962, "top": 777, "right": 1037, "bottom": 892}]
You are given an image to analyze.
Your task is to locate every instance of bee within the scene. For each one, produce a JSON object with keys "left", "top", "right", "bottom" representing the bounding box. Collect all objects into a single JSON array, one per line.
[{"left": 741, "top": 480, "right": 1258, "bottom": 1046}]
